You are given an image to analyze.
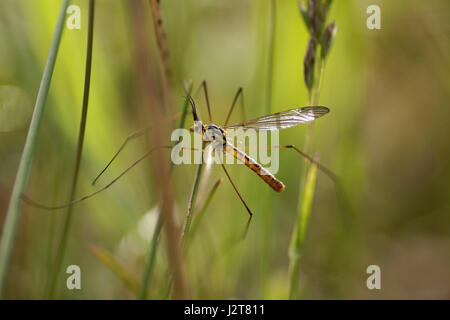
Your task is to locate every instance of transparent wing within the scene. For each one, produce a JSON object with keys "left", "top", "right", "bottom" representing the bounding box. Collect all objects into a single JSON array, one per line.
[{"left": 224, "top": 106, "right": 329, "bottom": 131}]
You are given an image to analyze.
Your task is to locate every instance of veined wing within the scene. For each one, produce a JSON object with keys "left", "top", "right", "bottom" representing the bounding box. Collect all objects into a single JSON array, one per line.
[{"left": 224, "top": 106, "right": 329, "bottom": 131}]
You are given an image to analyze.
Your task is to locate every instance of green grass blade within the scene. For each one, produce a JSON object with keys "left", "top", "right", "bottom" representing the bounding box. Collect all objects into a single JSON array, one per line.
[
  {"left": 189, "top": 178, "right": 222, "bottom": 238},
  {"left": 139, "top": 82, "right": 193, "bottom": 300},
  {"left": 288, "top": 159, "right": 318, "bottom": 299},
  {"left": 0, "top": 0, "right": 70, "bottom": 298},
  {"left": 47, "top": 0, "right": 96, "bottom": 299},
  {"left": 265, "top": 0, "right": 276, "bottom": 114},
  {"left": 90, "top": 246, "right": 140, "bottom": 297},
  {"left": 181, "top": 157, "right": 204, "bottom": 242},
  {"left": 164, "top": 142, "right": 205, "bottom": 298}
]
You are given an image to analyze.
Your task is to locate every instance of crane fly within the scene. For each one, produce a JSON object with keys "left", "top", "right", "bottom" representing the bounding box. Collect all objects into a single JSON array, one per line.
[
  {"left": 181, "top": 82, "right": 336, "bottom": 219},
  {"left": 22, "top": 82, "right": 336, "bottom": 220},
  {"left": 189, "top": 96, "right": 329, "bottom": 194}
]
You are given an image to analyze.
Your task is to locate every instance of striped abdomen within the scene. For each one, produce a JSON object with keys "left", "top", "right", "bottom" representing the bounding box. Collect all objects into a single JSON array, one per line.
[{"left": 224, "top": 143, "right": 285, "bottom": 192}]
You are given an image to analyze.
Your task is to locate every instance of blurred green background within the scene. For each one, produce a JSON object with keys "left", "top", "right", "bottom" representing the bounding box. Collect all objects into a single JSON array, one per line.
[{"left": 0, "top": 0, "right": 449, "bottom": 299}]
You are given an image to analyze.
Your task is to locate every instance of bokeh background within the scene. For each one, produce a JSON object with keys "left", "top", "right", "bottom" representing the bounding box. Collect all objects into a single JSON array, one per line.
[{"left": 0, "top": 0, "right": 449, "bottom": 299}]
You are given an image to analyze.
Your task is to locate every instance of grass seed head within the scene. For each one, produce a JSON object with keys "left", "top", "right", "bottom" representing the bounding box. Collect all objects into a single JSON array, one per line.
[
  {"left": 320, "top": 21, "right": 337, "bottom": 60},
  {"left": 303, "top": 37, "right": 317, "bottom": 91}
]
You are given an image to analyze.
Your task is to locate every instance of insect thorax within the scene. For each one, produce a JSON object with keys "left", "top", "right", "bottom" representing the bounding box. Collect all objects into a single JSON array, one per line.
[{"left": 204, "top": 124, "right": 226, "bottom": 146}]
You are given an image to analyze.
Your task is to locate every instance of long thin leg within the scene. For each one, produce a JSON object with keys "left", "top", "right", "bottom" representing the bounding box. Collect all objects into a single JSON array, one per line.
[
  {"left": 91, "top": 110, "right": 184, "bottom": 186},
  {"left": 238, "top": 144, "right": 338, "bottom": 184},
  {"left": 23, "top": 147, "right": 166, "bottom": 210},
  {"left": 92, "top": 128, "right": 149, "bottom": 185},
  {"left": 220, "top": 163, "right": 253, "bottom": 237},
  {"left": 220, "top": 163, "right": 253, "bottom": 217},
  {"left": 193, "top": 80, "right": 212, "bottom": 122},
  {"left": 224, "top": 87, "right": 245, "bottom": 127},
  {"left": 278, "top": 145, "right": 338, "bottom": 183},
  {"left": 22, "top": 146, "right": 205, "bottom": 210}
]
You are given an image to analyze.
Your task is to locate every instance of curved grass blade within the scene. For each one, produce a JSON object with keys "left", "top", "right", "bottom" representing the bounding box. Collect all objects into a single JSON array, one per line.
[
  {"left": 288, "top": 157, "right": 318, "bottom": 299},
  {"left": 0, "top": 0, "right": 70, "bottom": 298},
  {"left": 47, "top": 0, "right": 96, "bottom": 298},
  {"left": 189, "top": 178, "right": 222, "bottom": 239}
]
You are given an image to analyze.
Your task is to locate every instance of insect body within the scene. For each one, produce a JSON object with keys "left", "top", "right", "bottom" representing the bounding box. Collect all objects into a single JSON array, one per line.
[
  {"left": 195, "top": 121, "right": 285, "bottom": 192},
  {"left": 190, "top": 95, "right": 329, "bottom": 195},
  {"left": 224, "top": 142, "right": 285, "bottom": 192}
]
